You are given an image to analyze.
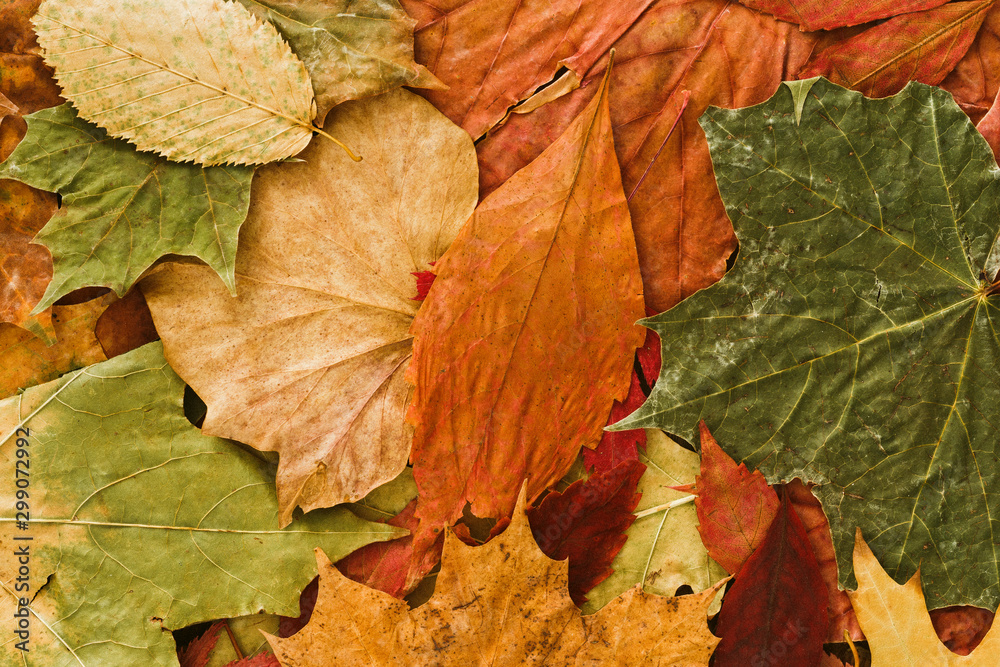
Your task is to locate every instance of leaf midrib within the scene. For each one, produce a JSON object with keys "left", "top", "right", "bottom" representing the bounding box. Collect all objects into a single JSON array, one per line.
[{"left": 36, "top": 13, "right": 313, "bottom": 141}]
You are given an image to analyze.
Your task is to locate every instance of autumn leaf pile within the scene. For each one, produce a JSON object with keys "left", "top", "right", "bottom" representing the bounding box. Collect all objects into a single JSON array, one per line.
[{"left": 8, "top": 0, "right": 1000, "bottom": 664}]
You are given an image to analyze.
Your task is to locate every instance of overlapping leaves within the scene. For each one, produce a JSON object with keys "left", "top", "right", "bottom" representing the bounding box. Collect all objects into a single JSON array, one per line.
[
  {"left": 621, "top": 77, "right": 1000, "bottom": 611},
  {"left": 0, "top": 343, "right": 402, "bottom": 667},
  {"left": 0, "top": 104, "right": 253, "bottom": 311},
  {"left": 143, "top": 89, "right": 478, "bottom": 527}
]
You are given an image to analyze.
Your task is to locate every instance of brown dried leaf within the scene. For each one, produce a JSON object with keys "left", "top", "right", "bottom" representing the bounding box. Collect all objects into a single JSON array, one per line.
[{"left": 143, "top": 89, "right": 477, "bottom": 526}]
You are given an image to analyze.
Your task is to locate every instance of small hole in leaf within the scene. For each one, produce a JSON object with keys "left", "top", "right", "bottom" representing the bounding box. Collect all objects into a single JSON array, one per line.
[{"left": 183, "top": 385, "right": 207, "bottom": 428}]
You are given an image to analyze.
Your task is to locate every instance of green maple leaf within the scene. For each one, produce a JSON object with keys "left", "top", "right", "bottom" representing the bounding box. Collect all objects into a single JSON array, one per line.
[
  {"left": 0, "top": 342, "right": 404, "bottom": 666},
  {"left": 617, "top": 78, "right": 1000, "bottom": 611},
  {"left": 0, "top": 104, "right": 253, "bottom": 312}
]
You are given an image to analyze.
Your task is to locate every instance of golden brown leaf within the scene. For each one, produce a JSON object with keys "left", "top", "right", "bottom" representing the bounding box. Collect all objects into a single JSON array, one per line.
[
  {"left": 849, "top": 530, "right": 1000, "bottom": 665},
  {"left": 0, "top": 290, "right": 112, "bottom": 399},
  {"left": 266, "top": 487, "right": 721, "bottom": 666},
  {"left": 142, "top": 89, "right": 477, "bottom": 526}
]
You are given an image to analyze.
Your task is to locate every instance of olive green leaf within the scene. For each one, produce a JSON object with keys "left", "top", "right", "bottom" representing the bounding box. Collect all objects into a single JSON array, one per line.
[
  {"left": 618, "top": 78, "right": 1000, "bottom": 611},
  {"left": 0, "top": 104, "right": 252, "bottom": 313},
  {"left": 236, "top": 0, "right": 444, "bottom": 125},
  {"left": 33, "top": 0, "right": 323, "bottom": 165},
  {"left": 0, "top": 342, "right": 404, "bottom": 667},
  {"left": 582, "top": 430, "right": 726, "bottom": 614}
]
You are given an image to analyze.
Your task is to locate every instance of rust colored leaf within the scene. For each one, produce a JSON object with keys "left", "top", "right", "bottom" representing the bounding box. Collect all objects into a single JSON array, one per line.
[
  {"left": 401, "top": 0, "right": 656, "bottom": 139},
  {"left": 0, "top": 0, "right": 62, "bottom": 114},
  {"left": 178, "top": 622, "right": 223, "bottom": 667},
  {"left": 335, "top": 500, "right": 443, "bottom": 599},
  {"left": 735, "top": 0, "right": 948, "bottom": 30},
  {"left": 406, "top": 64, "right": 644, "bottom": 533},
  {"left": 799, "top": 0, "right": 992, "bottom": 97},
  {"left": 267, "top": 487, "right": 721, "bottom": 665},
  {"left": 930, "top": 606, "right": 996, "bottom": 655},
  {"left": 583, "top": 315, "right": 660, "bottom": 473},
  {"left": 94, "top": 287, "right": 159, "bottom": 359},
  {"left": 475, "top": 0, "right": 820, "bottom": 312},
  {"left": 0, "top": 178, "right": 55, "bottom": 334},
  {"left": 526, "top": 459, "right": 645, "bottom": 605},
  {"left": 941, "top": 4, "right": 1000, "bottom": 123},
  {"left": 714, "top": 492, "right": 829, "bottom": 667},
  {"left": 694, "top": 421, "right": 779, "bottom": 575},
  {"left": 0, "top": 291, "right": 112, "bottom": 400},
  {"left": 784, "top": 480, "right": 863, "bottom": 643},
  {"left": 978, "top": 87, "right": 1000, "bottom": 163}
]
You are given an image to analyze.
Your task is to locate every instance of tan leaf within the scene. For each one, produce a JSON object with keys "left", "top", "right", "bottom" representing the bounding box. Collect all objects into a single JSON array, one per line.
[
  {"left": 33, "top": 0, "right": 329, "bottom": 165},
  {"left": 849, "top": 530, "right": 1000, "bottom": 665},
  {"left": 266, "top": 487, "right": 721, "bottom": 666},
  {"left": 142, "top": 89, "right": 477, "bottom": 526}
]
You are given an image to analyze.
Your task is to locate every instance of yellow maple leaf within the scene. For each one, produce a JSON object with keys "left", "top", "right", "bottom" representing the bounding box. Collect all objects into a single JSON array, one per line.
[
  {"left": 266, "top": 487, "right": 722, "bottom": 666},
  {"left": 850, "top": 529, "right": 1000, "bottom": 665}
]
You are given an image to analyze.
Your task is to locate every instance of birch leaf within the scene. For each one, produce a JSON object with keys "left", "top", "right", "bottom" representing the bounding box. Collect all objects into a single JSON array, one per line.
[
  {"left": 0, "top": 342, "right": 404, "bottom": 667},
  {"left": 33, "top": 0, "right": 322, "bottom": 166},
  {"left": 0, "top": 104, "right": 253, "bottom": 312}
]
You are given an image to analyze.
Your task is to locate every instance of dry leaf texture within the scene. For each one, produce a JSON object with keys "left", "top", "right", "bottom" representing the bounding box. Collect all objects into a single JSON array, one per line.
[
  {"left": 849, "top": 531, "right": 1000, "bottom": 665},
  {"left": 800, "top": 0, "right": 992, "bottom": 97},
  {"left": 406, "top": 62, "right": 644, "bottom": 531},
  {"left": 267, "top": 487, "right": 721, "bottom": 666},
  {"left": 476, "top": 0, "right": 822, "bottom": 312},
  {"left": 33, "top": 0, "right": 316, "bottom": 165},
  {"left": 143, "top": 89, "right": 477, "bottom": 526},
  {"left": 736, "top": 0, "right": 949, "bottom": 30},
  {"left": 0, "top": 342, "right": 404, "bottom": 666},
  {"left": 402, "top": 0, "right": 655, "bottom": 139},
  {"left": 238, "top": 0, "right": 443, "bottom": 124}
]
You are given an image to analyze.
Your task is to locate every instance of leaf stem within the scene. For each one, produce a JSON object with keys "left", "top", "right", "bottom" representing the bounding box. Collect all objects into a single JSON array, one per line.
[
  {"left": 632, "top": 494, "right": 696, "bottom": 520},
  {"left": 313, "top": 127, "right": 362, "bottom": 162}
]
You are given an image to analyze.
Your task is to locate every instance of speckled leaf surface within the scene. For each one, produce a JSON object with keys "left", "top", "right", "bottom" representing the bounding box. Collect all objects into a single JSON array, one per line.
[
  {"left": 0, "top": 104, "right": 252, "bottom": 312},
  {"left": 33, "top": 0, "right": 316, "bottom": 165},
  {"left": 0, "top": 342, "right": 404, "bottom": 667},
  {"left": 236, "top": 0, "right": 442, "bottom": 125},
  {"left": 618, "top": 78, "right": 1000, "bottom": 612}
]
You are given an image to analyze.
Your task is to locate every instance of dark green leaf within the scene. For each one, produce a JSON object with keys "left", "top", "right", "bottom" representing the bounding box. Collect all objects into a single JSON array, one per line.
[{"left": 618, "top": 78, "right": 1000, "bottom": 611}]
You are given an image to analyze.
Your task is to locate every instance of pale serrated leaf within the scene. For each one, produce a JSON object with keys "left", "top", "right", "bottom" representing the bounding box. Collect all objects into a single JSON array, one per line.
[{"left": 33, "top": 0, "right": 326, "bottom": 166}]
